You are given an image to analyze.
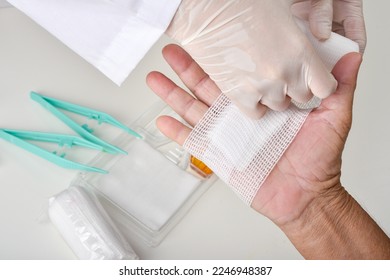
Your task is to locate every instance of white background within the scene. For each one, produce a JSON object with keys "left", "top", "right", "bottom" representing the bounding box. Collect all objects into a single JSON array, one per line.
[{"left": 0, "top": 1, "right": 389, "bottom": 259}]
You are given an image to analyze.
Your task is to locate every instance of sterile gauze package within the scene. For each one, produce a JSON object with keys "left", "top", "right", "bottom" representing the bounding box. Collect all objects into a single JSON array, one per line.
[
  {"left": 94, "top": 139, "right": 202, "bottom": 232},
  {"left": 183, "top": 20, "right": 359, "bottom": 205},
  {"left": 71, "top": 103, "right": 215, "bottom": 247},
  {"left": 48, "top": 185, "right": 138, "bottom": 260}
]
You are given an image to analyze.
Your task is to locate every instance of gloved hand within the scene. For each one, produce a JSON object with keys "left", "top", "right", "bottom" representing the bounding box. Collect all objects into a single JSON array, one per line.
[
  {"left": 292, "top": 0, "right": 366, "bottom": 53},
  {"left": 166, "top": 0, "right": 338, "bottom": 119}
]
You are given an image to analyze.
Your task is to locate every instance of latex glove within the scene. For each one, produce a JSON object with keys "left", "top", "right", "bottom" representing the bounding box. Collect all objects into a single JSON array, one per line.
[
  {"left": 292, "top": 0, "right": 366, "bottom": 53},
  {"left": 166, "top": 0, "right": 337, "bottom": 119}
]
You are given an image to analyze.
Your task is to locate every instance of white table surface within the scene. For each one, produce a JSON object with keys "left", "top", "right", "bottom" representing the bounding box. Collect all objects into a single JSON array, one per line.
[{"left": 1, "top": 2, "right": 389, "bottom": 260}]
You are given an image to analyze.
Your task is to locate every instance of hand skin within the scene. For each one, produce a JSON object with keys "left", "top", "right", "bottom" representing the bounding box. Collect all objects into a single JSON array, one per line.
[{"left": 146, "top": 44, "right": 390, "bottom": 259}]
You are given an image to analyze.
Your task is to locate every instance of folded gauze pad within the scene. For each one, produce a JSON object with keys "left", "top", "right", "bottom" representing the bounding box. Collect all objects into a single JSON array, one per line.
[
  {"left": 95, "top": 140, "right": 201, "bottom": 232},
  {"left": 48, "top": 185, "right": 138, "bottom": 260},
  {"left": 183, "top": 21, "right": 359, "bottom": 205}
]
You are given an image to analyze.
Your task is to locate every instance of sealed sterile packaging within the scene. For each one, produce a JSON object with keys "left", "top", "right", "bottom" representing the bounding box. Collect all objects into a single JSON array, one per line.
[
  {"left": 72, "top": 102, "right": 216, "bottom": 246},
  {"left": 48, "top": 185, "right": 138, "bottom": 260}
]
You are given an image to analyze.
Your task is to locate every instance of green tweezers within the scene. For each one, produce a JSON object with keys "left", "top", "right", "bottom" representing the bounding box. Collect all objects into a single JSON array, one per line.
[
  {"left": 30, "top": 91, "right": 142, "bottom": 154},
  {"left": 0, "top": 129, "right": 108, "bottom": 173}
]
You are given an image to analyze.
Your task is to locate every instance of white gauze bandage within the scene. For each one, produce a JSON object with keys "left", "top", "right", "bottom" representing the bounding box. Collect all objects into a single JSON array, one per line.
[
  {"left": 183, "top": 23, "right": 359, "bottom": 205},
  {"left": 49, "top": 185, "right": 138, "bottom": 260}
]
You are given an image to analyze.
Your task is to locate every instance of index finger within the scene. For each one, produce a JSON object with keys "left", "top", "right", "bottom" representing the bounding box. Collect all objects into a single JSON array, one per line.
[{"left": 162, "top": 44, "right": 221, "bottom": 106}]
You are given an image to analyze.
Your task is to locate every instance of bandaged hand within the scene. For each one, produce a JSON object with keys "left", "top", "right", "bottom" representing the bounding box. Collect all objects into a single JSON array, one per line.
[
  {"left": 147, "top": 44, "right": 361, "bottom": 226},
  {"left": 166, "top": 0, "right": 338, "bottom": 118},
  {"left": 148, "top": 46, "right": 390, "bottom": 260},
  {"left": 292, "top": 0, "right": 366, "bottom": 53}
]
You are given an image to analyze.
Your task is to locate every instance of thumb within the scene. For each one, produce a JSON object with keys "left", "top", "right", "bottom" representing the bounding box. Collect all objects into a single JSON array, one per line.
[{"left": 322, "top": 52, "right": 363, "bottom": 109}]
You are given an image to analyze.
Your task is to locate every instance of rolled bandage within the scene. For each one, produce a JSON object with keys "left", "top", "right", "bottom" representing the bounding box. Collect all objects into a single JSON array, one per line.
[
  {"left": 48, "top": 185, "right": 138, "bottom": 260},
  {"left": 183, "top": 22, "right": 359, "bottom": 205}
]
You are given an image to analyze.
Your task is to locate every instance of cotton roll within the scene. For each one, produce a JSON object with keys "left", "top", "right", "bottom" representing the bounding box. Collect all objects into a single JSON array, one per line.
[{"left": 48, "top": 185, "right": 138, "bottom": 260}]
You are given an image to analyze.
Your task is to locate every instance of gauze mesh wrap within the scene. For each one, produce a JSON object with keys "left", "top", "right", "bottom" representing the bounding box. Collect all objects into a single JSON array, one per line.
[{"left": 183, "top": 25, "right": 359, "bottom": 205}]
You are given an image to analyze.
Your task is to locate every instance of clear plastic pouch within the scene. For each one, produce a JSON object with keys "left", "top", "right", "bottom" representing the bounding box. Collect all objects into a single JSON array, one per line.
[
  {"left": 49, "top": 185, "right": 138, "bottom": 260},
  {"left": 71, "top": 101, "right": 216, "bottom": 246}
]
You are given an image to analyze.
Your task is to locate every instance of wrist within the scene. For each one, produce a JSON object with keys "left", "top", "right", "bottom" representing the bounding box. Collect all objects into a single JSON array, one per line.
[
  {"left": 280, "top": 184, "right": 353, "bottom": 258},
  {"left": 279, "top": 181, "right": 348, "bottom": 234},
  {"left": 280, "top": 183, "right": 390, "bottom": 259}
]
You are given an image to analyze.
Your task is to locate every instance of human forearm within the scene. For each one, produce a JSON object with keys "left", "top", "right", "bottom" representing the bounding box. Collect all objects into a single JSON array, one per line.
[{"left": 280, "top": 184, "right": 390, "bottom": 259}]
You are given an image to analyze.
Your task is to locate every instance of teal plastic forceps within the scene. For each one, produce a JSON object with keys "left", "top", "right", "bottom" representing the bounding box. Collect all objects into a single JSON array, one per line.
[
  {"left": 0, "top": 129, "right": 108, "bottom": 173},
  {"left": 30, "top": 91, "right": 142, "bottom": 154},
  {"left": 0, "top": 92, "right": 142, "bottom": 173}
]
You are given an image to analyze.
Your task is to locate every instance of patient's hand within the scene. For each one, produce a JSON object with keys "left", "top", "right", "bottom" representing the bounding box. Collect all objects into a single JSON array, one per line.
[
  {"left": 147, "top": 44, "right": 362, "bottom": 227},
  {"left": 147, "top": 46, "right": 390, "bottom": 260}
]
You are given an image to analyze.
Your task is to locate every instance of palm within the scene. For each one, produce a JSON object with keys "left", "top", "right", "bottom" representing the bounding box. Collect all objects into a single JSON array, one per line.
[{"left": 252, "top": 101, "right": 352, "bottom": 224}]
